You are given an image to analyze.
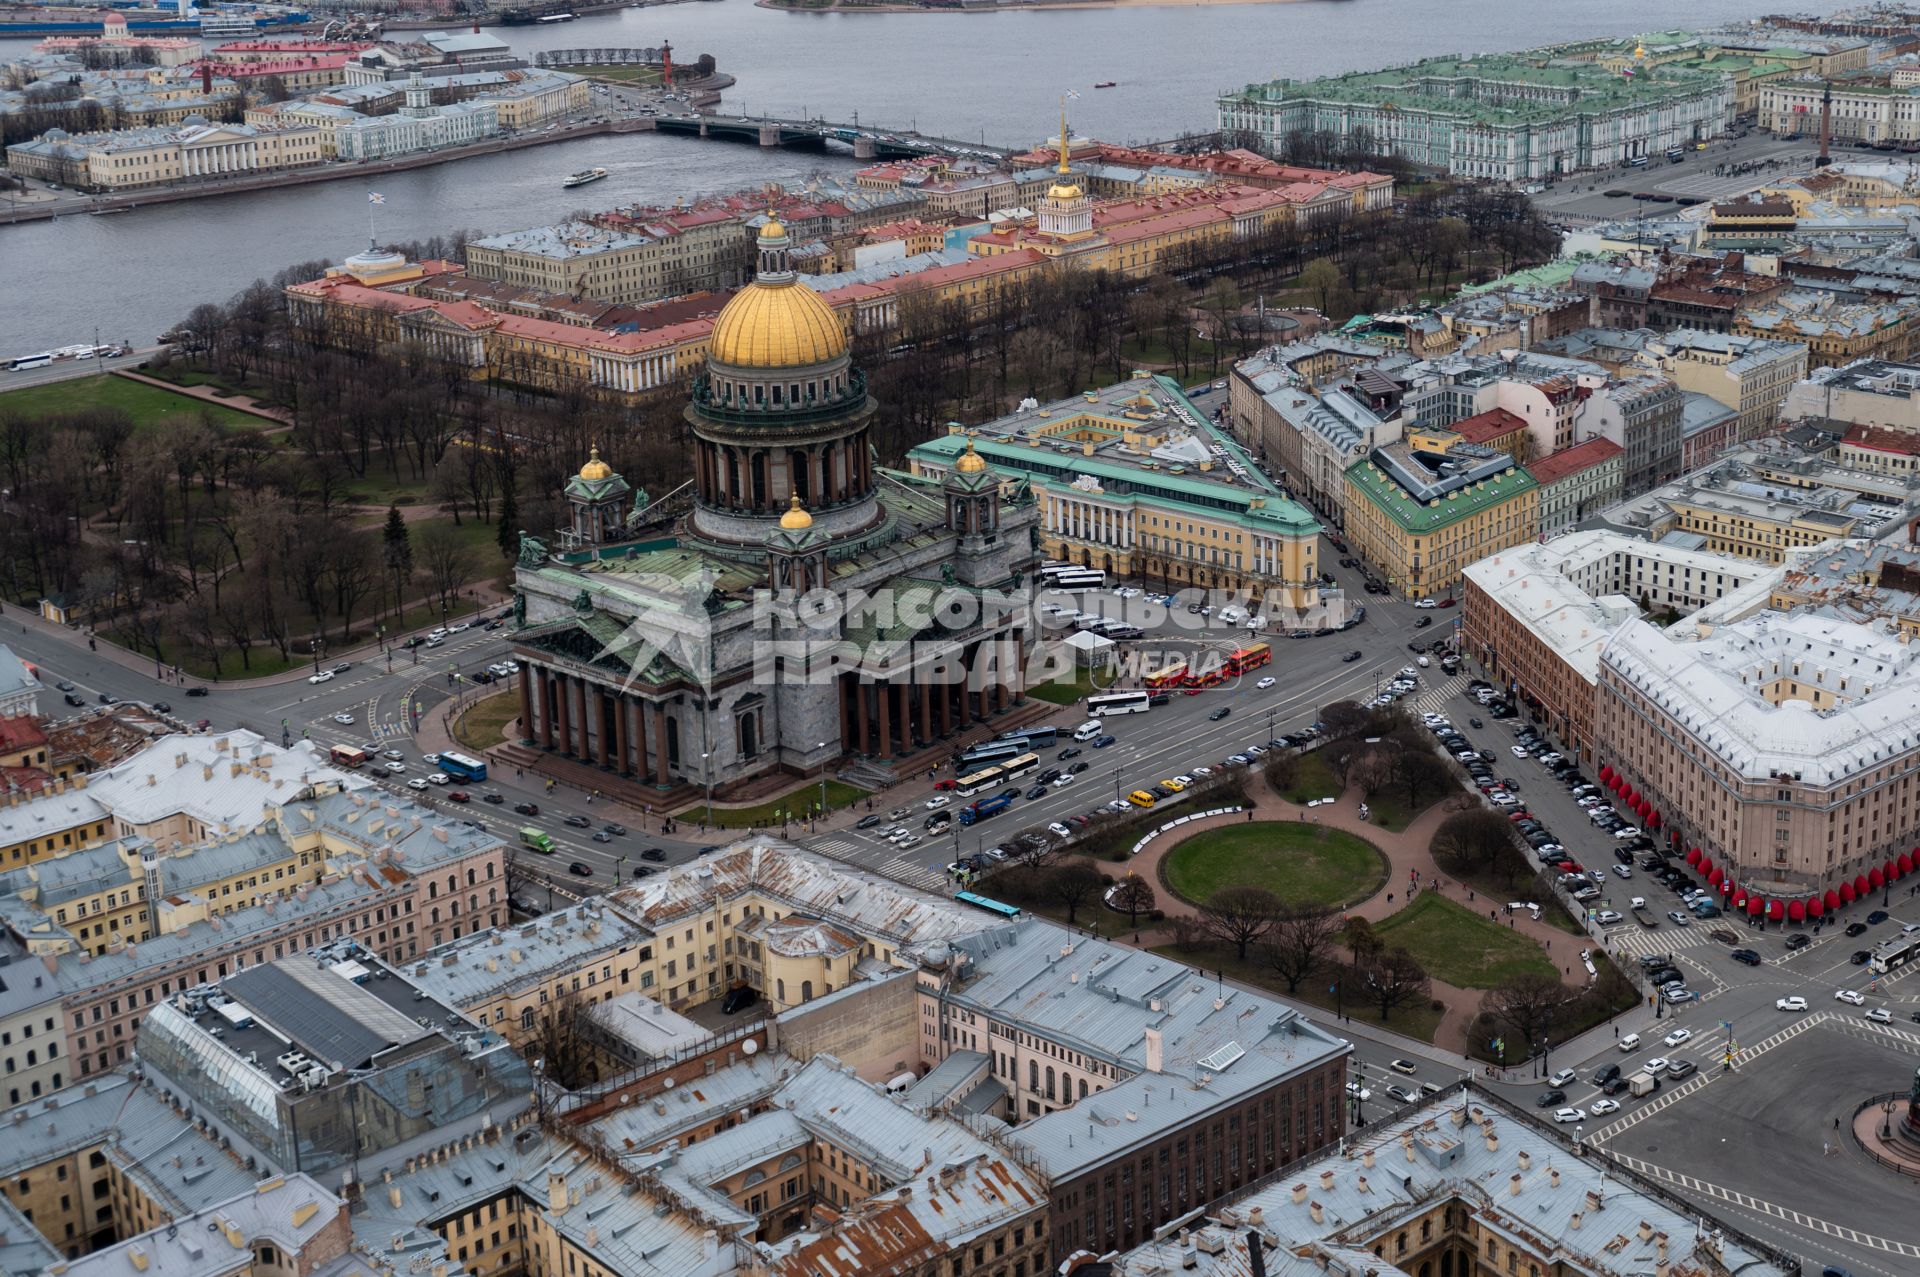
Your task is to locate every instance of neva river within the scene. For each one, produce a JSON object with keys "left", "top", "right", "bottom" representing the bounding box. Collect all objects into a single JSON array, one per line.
[{"left": 4, "top": 0, "right": 1780, "bottom": 355}]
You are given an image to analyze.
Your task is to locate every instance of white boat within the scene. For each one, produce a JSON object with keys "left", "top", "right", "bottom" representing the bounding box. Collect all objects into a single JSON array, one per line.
[{"left": 562, "top": 166, "right": 609, "bottom": 189}]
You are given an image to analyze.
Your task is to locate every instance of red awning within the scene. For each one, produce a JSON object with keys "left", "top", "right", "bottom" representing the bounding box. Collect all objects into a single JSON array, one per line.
[
  {"left": 1841, "top": 881, "right": 1858, "bottom": 904},
  {"left": 1891, "top": 858, "right": 1906, "bottom": 881},
  {"left": 1825, "top": 888, "right": 1842, "bottom": 911},
  {"left": 1720, "top": 878, "right": 1733, "bottom": 896},
  {"left": 1649, "top": 812, "right": 1662, "bottom": 829},
  {"left": 1870, "top": 867, "right": 1886, "bottom": 889},
  {"left": 1907, "top": 851, "right": 1919, "bottom": 876},
  {"left": 1733, "top": 890, "right": 1748, "bottom": 909},
  {"left": 1768, "top": 898, "right": 1784, "bottom": 921},
  {"left": 1788, "top": 899, "right": 1807, "bottom": 922},
  {"left": 1599, "top": 764, "right": 1613, "bottom": 782},
  {"left": 1858, "top": 873, "right": 1874, "bottom": 895},
  {"left": 1707, "top": 866, "right": 1724, "bottom": 888},
  {"left": 1700, "top": 856, "right": 1715, "bottom": 878},
  {"left": 1808, "top": 896, "right": 1825, "bottom": 919},
  {"left": 1748, "top": 895, "right": 1765, "bottom": 916},
  {"left": 1685, "top": 847, "right": 1702, "bottom": 866}
]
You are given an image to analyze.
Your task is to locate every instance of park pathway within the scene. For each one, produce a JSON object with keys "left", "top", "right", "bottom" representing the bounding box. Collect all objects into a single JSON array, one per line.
[{"left": 1120, "top": 777, "right": 1589, "bottom": 1055}]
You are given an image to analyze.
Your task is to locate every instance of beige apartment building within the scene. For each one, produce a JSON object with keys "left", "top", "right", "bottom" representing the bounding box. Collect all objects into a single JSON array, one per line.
[
  {"left": 1656, "top": 329, "right": 1808, "bottom": 441},
  {"left": 4, "top": 121, "right": 326, "bottom": 191}
]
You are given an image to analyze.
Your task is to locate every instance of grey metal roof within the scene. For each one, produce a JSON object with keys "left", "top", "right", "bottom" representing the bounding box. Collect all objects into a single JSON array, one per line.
[
  {"left": 225, "top": 958, "right": 431, "bottom": 1071},
  {"left": 406, "top": 902, "right": 646, "bottom": 1009}
]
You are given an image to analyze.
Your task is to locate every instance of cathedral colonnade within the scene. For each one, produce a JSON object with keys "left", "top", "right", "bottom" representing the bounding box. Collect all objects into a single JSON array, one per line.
[
  {"left": 518, "top": 663, "right": 677, "bottom": 785},
  {"left": 833, "top": 634, "right": 1027, "bottom": 759}
]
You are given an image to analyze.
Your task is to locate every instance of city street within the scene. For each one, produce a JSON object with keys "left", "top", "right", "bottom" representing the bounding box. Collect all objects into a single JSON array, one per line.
[{"left": 1529, "top": 132, "right": 1828, "bottom": 225}]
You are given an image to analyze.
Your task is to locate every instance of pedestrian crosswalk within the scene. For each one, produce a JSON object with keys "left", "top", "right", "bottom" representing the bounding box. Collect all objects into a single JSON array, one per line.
[
  {"left": 881, "top": 855, "right": 945, "bottom": 890},
  {"left": 810, "top": 836, "right": 864, "bottom": 860},
  {"left": 1601, "top": 926, "right": 1710, "bottom": 960}
]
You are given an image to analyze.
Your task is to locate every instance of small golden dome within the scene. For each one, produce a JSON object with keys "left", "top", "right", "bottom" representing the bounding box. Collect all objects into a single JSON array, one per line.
[
  {"left": 579, "top": 444, "right": 613, "bottom": 481},
  {"left": 1048, "top": 180, "right": 1083, "bottom": 202},
  {"left": 955, "top": 438, "right": 988, "bottom": 473},
  {"left": 760, "top": 216, "right": 786, "bottom": 240},
  {"left": 709, "top": 277, "right": 848, "bottom": 370},
  {"left": 779, "top": 492, "right": 814, "bottom": 530}
]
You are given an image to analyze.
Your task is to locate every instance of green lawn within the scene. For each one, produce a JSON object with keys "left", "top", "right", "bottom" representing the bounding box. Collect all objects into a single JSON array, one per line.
[
  {"left": 1372, "top": 892, "right": 1557, "bottom": 989},
  {"left": 1161, "top": 821, "right": 1386, "bottom": 910},
  {"left": 575, "top": 64, "right": 664, "bottom": 84},
  {"left": 1026, "top": 665, "right": 1115, "bottom": 706},
  {"left": 1273, "top": 751, "right": 1339, "bottom": 805},
  {"left": 1152, "top": 942, "right": 1443, "bottom": 1043},
  {"left": 453, "top": 691, "right": 519, "bottom": 751},
  {"left": 0, "top": 375, "right": 271, "bottom": 430},
  {"left": 697, "top": 780, "right": 870, "bottom": 829}
]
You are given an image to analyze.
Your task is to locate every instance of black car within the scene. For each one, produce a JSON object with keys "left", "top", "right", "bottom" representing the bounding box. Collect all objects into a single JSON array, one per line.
[
  {"left": 1851, "top": 950, "right": 1872, "bottom": 965},
  {"left": 471, "top": 671, "right": 496, "bottom": 684},
  {"left": 631, "top": 865, "right": 655, "bottom": 879},
  {"left": 925, "top": 813, "right": 950, "bottom": 831},
  {"left": 567, "top": 861, "right": 593, "bottom": 877},
  {"left": 1846, "top": 921, "right": 1869, "bottom": 937},
  {"left": 1343, "top": 651, "right": 1363, "bottom": 663},
  {"left": 54, "top": 680, "right": 74, "bottom": 692},
  {"left": 1868, "top": 909, "right": 1890, "bottom": 925},
  {"left": 1729, "top": 948, "right": 1761, "bottom": 966},
  {"left": 857, "top": 814, "right": 882, "bottom": 829},
  {"left": 63, "top": 693, "right": 84, "bottom": 707},
  {"left": 1592, "top": 1063, "right": 1621, "bottom": 1086},
  {"left": 481, "top": 792, "right": 505, "bottom": 805},
  {"left": 1093, "top": 735, "right": 1116, "bottom": 748},
  {"left": 1208, "top": 707, "right": 1231, "bottom": 721},
  {"left": 1601, "top": 1077, "right": 1629, "bottom": 1096},
  {"left": 1069, "top": 761, "right": 1089, "bottom": 775},
  {"left": 1147, "top": 694, "right": 1170, "bottom": 707},
  {"left": 514, "top": 802, "right": 539, "bottom": 816},
  {"left": 641, "top": 847, "right": 667, "bottom": 862},
  {"left": 1785, "top": 932, "right": 1812, "bottom": 950},
  {"left": 98, "top": 693, "right": 117, "bottom": 705},
  {"left": 722, "top": 986, "right": 758, "bottom": 1015},
  {"left": 999, "top": 787, "right": 1021, "bottom": 801},
  {"left": 186, "top": 686, "right": 209, "bottom": 697},
  {"left": 563, "top": 814, "right": 592, "bottom": 829},
  {"left": 1414, "top": 617, "right": 1432, "bottom": 628},
  {"left": 1058, "top": 747, "right": 1082, "bottom": 761},
  {"left": 152, "top": 701, "right": 171, "bottom": 714},
  {"left": 1026, "top": 785, "right": 1048, "bottom": 800},
  {"left": 1535, "top": 1089, "right": 1566, "bottom": 1108}
]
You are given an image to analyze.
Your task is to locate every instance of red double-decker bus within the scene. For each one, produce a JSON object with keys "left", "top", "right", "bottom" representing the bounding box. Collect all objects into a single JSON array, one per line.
[
  {"left": 1144, "top": 660, "right": 1188, "bottom": 690},
  {"left": 1225, "top": 642, "right": 1271, "bottom": 675}
]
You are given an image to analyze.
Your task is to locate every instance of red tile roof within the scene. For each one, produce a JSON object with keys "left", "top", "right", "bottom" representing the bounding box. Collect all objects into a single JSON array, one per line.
[
  {"left": 1452, "top": 407, "right": 1529, "bottom": 445},
  {"left": 0, "top": 715, "right": 47, "bottom": 755},
  {"left": 1527, "top": 438, "right": 1623, "bottom": 485},
  {"left": 1844, "top": 424, "right": 1920, "bottom": 456}
]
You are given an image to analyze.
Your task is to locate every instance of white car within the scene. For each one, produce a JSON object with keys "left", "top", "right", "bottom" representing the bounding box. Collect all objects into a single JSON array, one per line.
[
  {"left": 1596, "top": 909, "right": 1624, "bottom": 925},
  {"left": 1589, "top": 1098, "right": 1620, "bottom": 1115},
  {"left": 1835, "top": 989, "right": 1866, "bottom": 1005},
  {"left": 422, "top": 753, "right": 441, "bottom": 765},
  {"left": 925, "top": 795, "right": 950, "bottom": 809},
  {"left": 332, "top": 712, "right": 354, "bottom": 725},
  {"left": 983, "top": 846, "right": 1008, "bottom": 861},
  {"left": 1047, "top": 822, "right": 1072, "bottom": 839},
  {"left": 1414, "top": 598, "right": 1438, "bottom": 609},
  {"left": 1552, "top": 1107, "right": 1585, "bottom": 1124},
  {"left": 1510, "top": 745, "right": 1530, "bottom": 758},
  {"left": 1345, "top": 1082, "right": 1371, "bottom": 1101},
  {"left": 308, "top": 671, "right": 334, "bottom": 685},
  {"left": 428, "top": 772, "right": 450, "bottom": 785},
  {"left": 384, "top": 761, "right": 405, "bottom": 774},
  {"left": 1644, "top": 1057, "right": 1669, "bottom": 1075},
  {"left": 1255, "top": 677, "right": 1276, "bottom": 690},
  {"left": 1173, "top": 774, "right": 1195, "bottom": 787},
  {"left": 1548, "top": 1068, "right": 1576, "bottom": 1087},
  {"left": 1662, "top": 1028, "right": 1691, "bottom": 1048},
  {"left": 1052, "top": 773, "right": 1075, "bottom": 787},
  {"left": 1866, "top": 1007, "right": 1893, "bottom": 1023},
  {"left": 897, "top": 834, "right": 920, "bottom": 848},
  {"left": 1776, "top": 995, "right": 1808, "bottom": 1012},
  {"left": 406, "top": 778, "right": 429, "bottom": 791},
  {"left": 1192, "top": 766, "right": 1214, "bottom": 778},
  {"left": 447, "top": 621, "right": 471, "bottom": 633}
]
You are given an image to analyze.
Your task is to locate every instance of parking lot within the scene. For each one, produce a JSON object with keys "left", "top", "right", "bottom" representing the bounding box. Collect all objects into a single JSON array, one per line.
[{"left": 1529, "top": 130, "right": 1829, "bottom": 225}]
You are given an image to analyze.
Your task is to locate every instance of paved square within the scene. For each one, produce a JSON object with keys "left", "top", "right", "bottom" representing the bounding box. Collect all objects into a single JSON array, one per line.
[{"left": 1595, "top": 1019, "right": 1920, "bottom": 1277}]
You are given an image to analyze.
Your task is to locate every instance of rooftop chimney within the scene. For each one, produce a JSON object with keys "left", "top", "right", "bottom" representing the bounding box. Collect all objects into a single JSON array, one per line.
[{"left": 1144, "top": 1027, "right": 1163, "bottom": 1073}]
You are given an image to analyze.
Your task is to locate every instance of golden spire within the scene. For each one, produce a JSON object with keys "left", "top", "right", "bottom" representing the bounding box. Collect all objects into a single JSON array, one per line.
[{"left": 1057, "top": 95, "right": 1071, "bottom": 176}]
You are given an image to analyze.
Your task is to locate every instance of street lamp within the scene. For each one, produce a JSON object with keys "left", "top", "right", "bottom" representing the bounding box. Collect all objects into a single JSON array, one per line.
[
  {"left": 701, "top": 750, "right": 713, "bottom": 827},
  {"left": 816, "top": 741, "right": 829, "bottom": 827}
]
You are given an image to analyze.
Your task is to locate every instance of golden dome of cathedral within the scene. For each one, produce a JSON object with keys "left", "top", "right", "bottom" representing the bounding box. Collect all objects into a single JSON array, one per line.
[
  {"left": 955, "top": 438, "right": 988, "bottom": 473},
  {"left": 708, "top": 219, "right": 849, "bottom": 370},
  {"left": 779, "top": 492, "right": 814, "bottom": 530},
  {"left": 578, "top": 445, "right": 613, "bottom": 481}
]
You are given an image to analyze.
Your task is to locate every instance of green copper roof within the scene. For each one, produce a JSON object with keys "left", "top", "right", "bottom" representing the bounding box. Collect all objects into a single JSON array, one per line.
[{"left": 1345, "top": 456, "right": 1538, "bottom": 534}]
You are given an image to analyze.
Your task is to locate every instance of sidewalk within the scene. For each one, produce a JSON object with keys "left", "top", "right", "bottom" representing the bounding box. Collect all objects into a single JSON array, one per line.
[{"left": 1121, "top": 777, "right": 1600, "bottom": 1057}]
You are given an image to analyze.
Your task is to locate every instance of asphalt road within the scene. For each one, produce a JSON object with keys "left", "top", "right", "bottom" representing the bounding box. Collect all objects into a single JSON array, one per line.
[{"left": 1529, "top": 130, "right": 1829, "bottom": 226}]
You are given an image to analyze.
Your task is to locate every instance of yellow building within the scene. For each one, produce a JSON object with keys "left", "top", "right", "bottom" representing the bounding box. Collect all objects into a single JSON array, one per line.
[
  {"left": 4, "top": 120, "right": 326, "bottom": 191},
  {"left": 1657, "top": 489, "right": 1861, "bottom": 561},
  {"left": 908, "top": 374, "right": 1325, "bottom": 612},
  {"left": 0, "top": 781, "right": 112, "bottom": 873},
  {"left": 479, "top": 69, "right": 590, "bottom": 129},
  {"left": 1343, "top": 439, "right": 1541, "bottom": 600},
  {"left": 1655, "top": 330, "right": 1808, "bottom": 441},
  {"left": 1735, "top": 295, "right": 1920, "bottom": 368}
]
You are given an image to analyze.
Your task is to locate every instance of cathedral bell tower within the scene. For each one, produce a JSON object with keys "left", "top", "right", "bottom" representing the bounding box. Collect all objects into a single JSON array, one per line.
[{"left": 943, "top": 437, "right": 1001, "bottom": 542}]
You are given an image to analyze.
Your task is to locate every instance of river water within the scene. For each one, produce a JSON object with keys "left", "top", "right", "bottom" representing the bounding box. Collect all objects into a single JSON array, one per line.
[{"left": 3, "top": 0, "right": 1779, "bottom": 354}]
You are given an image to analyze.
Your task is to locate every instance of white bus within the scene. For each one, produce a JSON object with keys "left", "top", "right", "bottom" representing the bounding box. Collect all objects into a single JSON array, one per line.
[
  {"left": 7, "top": 354, "right": 52, "bottom": 372},
  {"left": 1870, "top": 936, "right": 1917, "bottom": 975},
  {"left": 1054, "top": 569, "right": 1106, "bottom": 590},
  {"left": 1087, "top": 690, "right": 1150, "bottom": 716}
]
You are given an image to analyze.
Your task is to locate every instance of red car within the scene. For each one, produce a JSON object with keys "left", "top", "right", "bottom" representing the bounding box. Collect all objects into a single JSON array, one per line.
[
  {"left": 447, "top": 791, "right": 470, "bottom": 803},
  {"left": 1439, "top": 597, "right": 1458, "bottom": 608},
  {"left": 933, "top": 779, "right": 958, "bottom": 791}
]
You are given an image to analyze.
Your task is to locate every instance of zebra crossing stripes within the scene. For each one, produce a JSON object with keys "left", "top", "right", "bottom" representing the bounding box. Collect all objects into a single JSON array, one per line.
[
  {"left": 1603, "top": 927, "right": 1710, "bottom": 960},
  {"left": 808, "top": 837, "right": 864, "bottom": 861},
  {"left": 880, "top": 855, "right": 945, "bottom": 890}
]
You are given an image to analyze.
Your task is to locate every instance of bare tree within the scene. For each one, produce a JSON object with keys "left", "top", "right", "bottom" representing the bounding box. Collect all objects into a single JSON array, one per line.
[
  {"left": 1430, "top": 809, "right": 1517, "bottom": 878},
  {"left": 522, "top": 988, "right": 603, "bottom": 1088},
  {"left": 414, "top": 520, "right": 478, "bottom": 619},
  {"left": 1480, "top": 971, "right": 1570, "bottom": 1057},
  {"left": 1342, "top": 914, "right": 1382, "bottom": 965},
  {"left": 1347, "top": 747, "right": 1396, "bottom": 800},
  {"left": 1198, "top": 885, "right": 1280, "bottom": 961},
  {"left": 1359, "top": 946, "right": 1430, "bottom": 1021},
  {"left": 1259, "top": 905, "right": 1343, "bottom": 994},
  {"left": 1111, "top": 873, "right": 1156, "bottom": 927},
  {"left": 1045, "top": 859, "right": 1108, "bottom": 927}
]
